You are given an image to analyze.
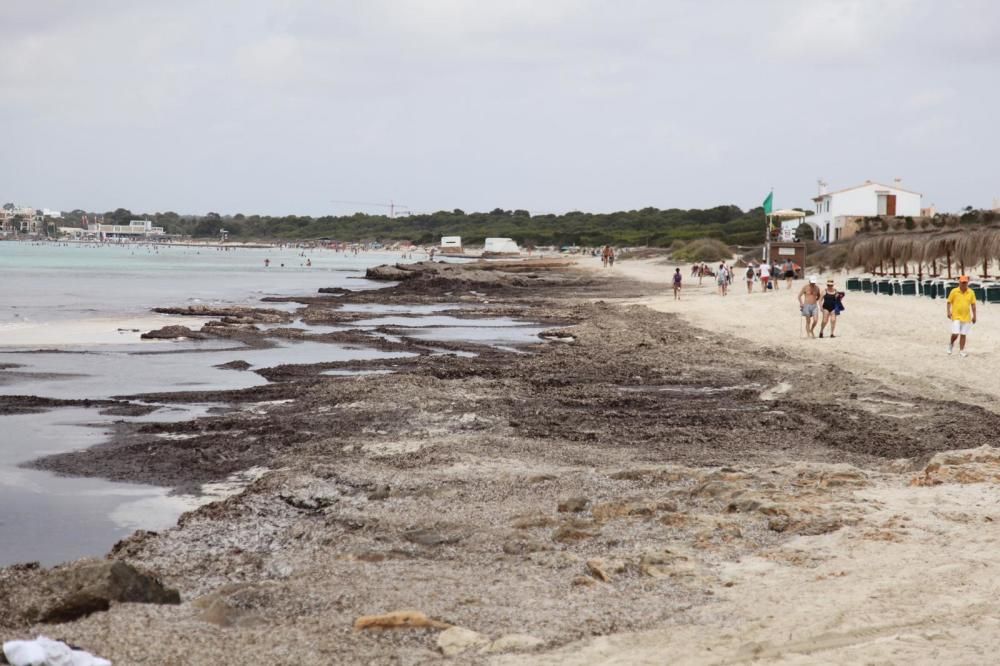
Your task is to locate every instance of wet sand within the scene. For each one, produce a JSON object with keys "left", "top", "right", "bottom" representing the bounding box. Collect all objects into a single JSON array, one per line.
[{"left": 2, "top": 259, "right": 999, "bottom": 664}]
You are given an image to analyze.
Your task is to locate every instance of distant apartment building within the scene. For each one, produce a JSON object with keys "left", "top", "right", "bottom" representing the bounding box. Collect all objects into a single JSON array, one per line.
[
  {"left": 86, "top": 219, "right": 165, "bottom": 239},
  {"left": 781, "top": 180, "right": 923, "bottom": 243},
  {"left": 0, "top": 206, "right": 58, "bottom": 235}
]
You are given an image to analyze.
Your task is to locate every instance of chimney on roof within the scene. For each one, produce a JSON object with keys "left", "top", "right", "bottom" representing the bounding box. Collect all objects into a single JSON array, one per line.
[
  {"left": 865, "top": 179, "right": 872, "bottom": 184},
  {"left": 817, "top": 179, "right": 828, "bottom": 195},
  {"left": 894, "top": 177, "right": 902, "bottom": 185}
]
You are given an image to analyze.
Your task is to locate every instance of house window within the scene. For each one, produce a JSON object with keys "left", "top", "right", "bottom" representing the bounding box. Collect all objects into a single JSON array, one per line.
[
  {"left": 835, "top": 227, "right": 841, "bottom": 241},
  {"left": 825, "top": 200, "right": 830, "bottom": 213},
  {"left": 825, "top": 222, "right": 830, "bottom": 241}
]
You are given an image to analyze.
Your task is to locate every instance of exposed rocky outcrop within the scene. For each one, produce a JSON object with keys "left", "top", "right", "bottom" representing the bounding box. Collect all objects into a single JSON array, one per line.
[
  {"left": 140, "top": 325, "right": 208, "bottom": 340},
  {"left": 0, "top": 560, "right": 179, "bottom": 628},
  {"left": 152, "top": 305, "right": 294, "bottom": 324},
  {"left": 364, "top": 259, "right": 580, "bottom": 290},
  {"left": 214, "top": 359, "right": 253, "bottom": 371}
]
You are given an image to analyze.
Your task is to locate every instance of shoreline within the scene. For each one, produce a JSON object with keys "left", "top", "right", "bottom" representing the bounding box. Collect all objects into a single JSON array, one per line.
[
  {"left": 0, "top": 315, "right": 212, "bottom": 348},
  {"left": 3, "top": 259, "right": 1000, "bottom": 664}
]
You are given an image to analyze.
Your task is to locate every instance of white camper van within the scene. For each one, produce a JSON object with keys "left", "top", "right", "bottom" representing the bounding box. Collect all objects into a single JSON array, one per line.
[{"left": 483, "top": 237, "right": 520, "bottom": 256}]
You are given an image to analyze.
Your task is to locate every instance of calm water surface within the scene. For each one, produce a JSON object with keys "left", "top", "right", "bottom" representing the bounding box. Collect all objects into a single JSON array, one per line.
[
  {"left": 0, "top": 242, "right": 541, "bottom": 565},
  {"left": 0, "top": 243, "right": 395, "bottom": 564}
]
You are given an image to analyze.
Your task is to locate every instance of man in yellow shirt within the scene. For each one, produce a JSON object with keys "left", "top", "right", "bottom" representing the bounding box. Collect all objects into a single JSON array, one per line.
[{"left": 947, "top": 275, "right": 977, "bottom": 357}]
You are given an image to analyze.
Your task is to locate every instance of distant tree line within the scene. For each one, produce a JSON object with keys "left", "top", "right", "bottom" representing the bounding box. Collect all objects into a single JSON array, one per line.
[{"left": 56, "top": 205, "right": 784, "bottom": 247}]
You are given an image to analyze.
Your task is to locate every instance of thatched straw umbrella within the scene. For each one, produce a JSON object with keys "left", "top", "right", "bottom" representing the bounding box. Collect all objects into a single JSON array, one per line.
[
  {"left": 850, "top": 227, "right": 1000, "bottom": 279},
  {"left": 846, "top": 235, "right": 879, "bottom": 273},
  {"left": 954, "top": 231, "right": 983, "bottom": 275},
  {"left": 920, "top": 231, "right": 962, "bottom": 278},
  {"left": 848, "top": 233, "right": 920, "bottom": 276},
  {"left": 979, "top": 227, "right": 1000, "bottom": 277},
  {"left": 892, "top": 234, "right": 921, "bottom": 276}
]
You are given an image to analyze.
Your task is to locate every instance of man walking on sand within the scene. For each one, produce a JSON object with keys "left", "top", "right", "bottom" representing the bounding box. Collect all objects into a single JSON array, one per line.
[
  {"left": 672, "top": 267, "right": 682, "bottom": 300},
  {"left": 798, "top": 276, "right": 821, "bottom": 338},
  {"left": 947, "top": 275, "right": 977, "bottom": 357}
]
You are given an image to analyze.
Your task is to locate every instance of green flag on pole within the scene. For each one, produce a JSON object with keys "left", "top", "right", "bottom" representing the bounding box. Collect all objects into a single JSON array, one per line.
[{"left": 762, "top": 191, "right": 773, "bottom": 215}]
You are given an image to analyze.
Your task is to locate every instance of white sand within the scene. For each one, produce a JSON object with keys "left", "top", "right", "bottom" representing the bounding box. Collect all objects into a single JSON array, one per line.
[
  {"left": 500, "top": 462, "right": 1000, "bottom": 665},
  {"left": 598, "top": 258, "right": 998, "bottom": 409},
  {"left": 0, "top": 315, "right": 209, "bottom": 347},
  {"left": 497, "top": 258, "right": 1000, "bottom": 665}
]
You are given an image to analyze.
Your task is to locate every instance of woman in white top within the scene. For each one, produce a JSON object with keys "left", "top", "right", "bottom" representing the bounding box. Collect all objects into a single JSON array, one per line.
[{"left": 759, "top": 263, "right": 771, "bottom": 291}]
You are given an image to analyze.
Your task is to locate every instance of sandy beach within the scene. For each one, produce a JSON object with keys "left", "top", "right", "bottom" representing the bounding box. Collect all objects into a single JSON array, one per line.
[
  {"left": 3, "top": 258, "right": 1000, "bottom": 665},
  {"left": 526, "top": 257, "right": 1000, "bottom": 664},
  {"left": 604, "top": 258, "right": 999, "bottom": 408}
]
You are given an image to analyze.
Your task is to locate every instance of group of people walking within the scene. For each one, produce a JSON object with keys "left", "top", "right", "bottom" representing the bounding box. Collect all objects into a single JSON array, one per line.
[
  {"left": 742, "top": 259, "right": 799, "bottom": 292},
  {"left": 797, "top": 276, "right": 844, "bottom": 338},
  {"left": 672, "top": 259, "right": 846, "bottom": 337},
  {"left": 682, "top": 259, "right": 797, "bottom": 298},
  {"left": 669, "top": 258, "right": 981, "bottom": 355}
]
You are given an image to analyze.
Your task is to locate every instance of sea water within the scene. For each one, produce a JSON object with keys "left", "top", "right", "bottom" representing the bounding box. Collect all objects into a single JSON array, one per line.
[
  {"left": 0, "top": 242, "right": 542, "bottom": 565},
  {"left": 0, "top": 242, "right": 403, "bottom": 565},
  {"left": 0, "top": 241, "right": 387, "bottom": 328}
]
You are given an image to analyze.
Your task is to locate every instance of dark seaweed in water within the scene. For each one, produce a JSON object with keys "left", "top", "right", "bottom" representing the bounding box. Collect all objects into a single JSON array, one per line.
[{"left": 27, "top": 262, "right": 1000, "bottom": 489}]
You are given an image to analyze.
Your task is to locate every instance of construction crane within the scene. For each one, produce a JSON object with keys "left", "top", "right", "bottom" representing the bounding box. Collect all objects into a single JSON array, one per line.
[{"left": 330, "top": 200, "right": 410, "bottom": 218}]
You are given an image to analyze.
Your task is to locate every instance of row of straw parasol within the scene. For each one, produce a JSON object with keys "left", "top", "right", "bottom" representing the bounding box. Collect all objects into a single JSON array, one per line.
[{"left": 846, "top": 227, "right": 1000, "bottom": 278}]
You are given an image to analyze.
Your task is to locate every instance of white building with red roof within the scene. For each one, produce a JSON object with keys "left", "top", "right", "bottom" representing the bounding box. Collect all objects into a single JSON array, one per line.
[{"left": 800, "top": 179, "right": 923, "bottom": 243}]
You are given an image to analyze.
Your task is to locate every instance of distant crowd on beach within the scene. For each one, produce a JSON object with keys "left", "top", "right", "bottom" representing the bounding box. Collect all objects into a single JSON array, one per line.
[
  {"left": 673, "top": 259, "right": 845, "bottom": 337},
  {"left": 666, "top": 256, "right": 979, "bottom": 355},
  {"left": 687, "top": 259, "right": 802, "bottom": 294}
]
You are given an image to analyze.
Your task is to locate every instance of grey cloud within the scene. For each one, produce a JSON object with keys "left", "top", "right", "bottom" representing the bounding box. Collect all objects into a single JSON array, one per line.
[{"left": 1, "top": 0, "right": 999, "bottom": 216}]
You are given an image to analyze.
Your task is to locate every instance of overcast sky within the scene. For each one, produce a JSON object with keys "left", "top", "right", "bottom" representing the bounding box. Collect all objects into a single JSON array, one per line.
[{"left": 2, "top": 0, "right": 998, "bottom": 216}]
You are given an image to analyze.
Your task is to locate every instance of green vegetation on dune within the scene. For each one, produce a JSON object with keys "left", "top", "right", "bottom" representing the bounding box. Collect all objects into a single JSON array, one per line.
[
  {"left": 668, "top": 238, "right": 735, "bottom": 263},
  {"left": 58, "top": 205, "right": 773, "bottom": 246}
]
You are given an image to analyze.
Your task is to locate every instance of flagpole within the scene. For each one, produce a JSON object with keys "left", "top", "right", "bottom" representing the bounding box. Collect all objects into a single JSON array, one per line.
[
  {"left": 763, "top": 188, "right": 773, "bottom": 264},
  {"left": 764, "top": 211, "right": 769, "bottom": 264}
]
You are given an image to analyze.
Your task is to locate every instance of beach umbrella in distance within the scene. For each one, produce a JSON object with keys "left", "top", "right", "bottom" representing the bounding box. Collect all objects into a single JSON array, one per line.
[
  {"left": 953, "top": 230, "right": 983, "bottom": 272},
  {"left": 979, "top": 227, "right": 1000, "bottom": 276},
  {"left": 892, "top": 233, "right": 921, "bottom": 276},
  {"left": 922, "top": 230, "right": 970, "bottom": 278},
  {"left": 849, "top": 227, "right": 1000, "bottom": 277},
  {"left": 846, "top": 235, "right": 878, "bottom": 270},
  {"left": 918, "top": 231, "right": 949, "bottom": 277},
  {"left": 964, "top": 225, "right": 1000, "bottom": 277}
]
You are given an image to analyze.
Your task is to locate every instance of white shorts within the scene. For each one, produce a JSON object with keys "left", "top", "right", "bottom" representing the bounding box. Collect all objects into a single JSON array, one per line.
[{"left": 951, "top": 320, "right": 972, "bottom": 335}]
